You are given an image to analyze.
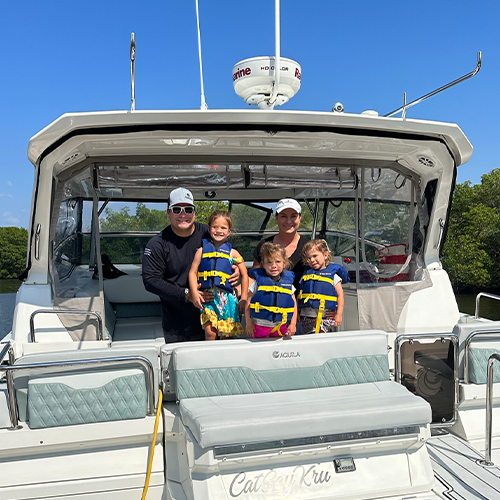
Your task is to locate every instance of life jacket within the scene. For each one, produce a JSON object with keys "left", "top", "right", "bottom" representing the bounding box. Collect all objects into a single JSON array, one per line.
[
  {"left": 249, "top": 268, "right": 295, "bottom": 333},
  {"left": 298, "top": 263, "right": 349, "bottom": 333},
  {"left": 198, "top": 239, "right": 233, "bottom": 292}
]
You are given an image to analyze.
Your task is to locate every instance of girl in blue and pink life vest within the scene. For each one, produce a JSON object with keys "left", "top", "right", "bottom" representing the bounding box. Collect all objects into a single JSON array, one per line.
[
  {"left": 246, "top": 242, "right": 298, "bottom": 338},
  {"left": 189, "top": 210, "right": 248, "bottom": 340},
  {"left": 298, "top": 239, "right": 348, "bottom": 334}
]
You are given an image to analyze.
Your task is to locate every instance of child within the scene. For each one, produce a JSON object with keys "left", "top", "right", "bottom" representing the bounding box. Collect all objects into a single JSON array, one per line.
[
  {"left": 298, "top": 239, "right": 349, "bottom": 334},
  {"left": 246, "top": 242, "right": 297, "bottom": 338},
  {"left": 189, "top": 210, "right": 248, "bottom": 340}
]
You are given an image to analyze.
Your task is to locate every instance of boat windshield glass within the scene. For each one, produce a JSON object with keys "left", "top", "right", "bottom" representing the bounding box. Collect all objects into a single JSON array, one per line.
[{"left": 51, "top": 162, "right": 427, "bottom": 296}]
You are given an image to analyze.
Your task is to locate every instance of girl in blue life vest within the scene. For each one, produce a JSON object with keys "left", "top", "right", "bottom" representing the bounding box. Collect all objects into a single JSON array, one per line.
[
  {"left": 189, "top": 210, "right": 248, "bottom": 340},
  {"left": 298, "top": 239, "right": 349, "bottom": 334},
  {"left": 246, "top": 242, "right": 298, "bottom": 338}
]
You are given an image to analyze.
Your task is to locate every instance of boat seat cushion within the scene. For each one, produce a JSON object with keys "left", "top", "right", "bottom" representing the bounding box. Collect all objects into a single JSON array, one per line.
[
  {"left": 179, "top": 380, "right": 431, "bottom": 448},
  {"left": 453, "top": 321, "right": 500, "bottom": 379},
  {"left": 468, "top": 347, "right": 500, "bottom": 384},
  {"left": 13, "top": 346, "right": 159, "bottom": 423},
  {"left": 28, "top": 368, "right": 147, "bottom": 429},
  {"left": 110, "top": 317, "right": 164, "bottom": 346},
  {"left": 171, "top": 331, "right": 390, "bottom": 399}
]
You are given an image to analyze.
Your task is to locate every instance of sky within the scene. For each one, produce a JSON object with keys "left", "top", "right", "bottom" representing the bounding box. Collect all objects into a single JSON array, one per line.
[{"left": 0, "top": 0, "right": 498, "bottom": 228}]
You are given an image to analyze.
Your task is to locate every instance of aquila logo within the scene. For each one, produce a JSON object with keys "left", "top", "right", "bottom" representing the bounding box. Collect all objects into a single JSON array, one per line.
[{"left": 272, "top": 351, "right": 300, "bottom": 359}]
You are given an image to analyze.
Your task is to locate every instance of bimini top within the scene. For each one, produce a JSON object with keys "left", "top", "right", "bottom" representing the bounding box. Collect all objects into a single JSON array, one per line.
[{"left": 27, "top": 109, "right": 473, "bottom": 167}]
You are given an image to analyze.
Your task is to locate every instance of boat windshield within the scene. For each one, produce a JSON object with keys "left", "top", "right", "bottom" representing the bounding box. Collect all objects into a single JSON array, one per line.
[{"left": 51, "top": 161, "right": 429, "bottom": 296}]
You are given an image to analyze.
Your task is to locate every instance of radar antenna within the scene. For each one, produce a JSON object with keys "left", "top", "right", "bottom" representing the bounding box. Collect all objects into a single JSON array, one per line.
[{"left": 232, "top": 0, "right": 301, "bottom": 108}]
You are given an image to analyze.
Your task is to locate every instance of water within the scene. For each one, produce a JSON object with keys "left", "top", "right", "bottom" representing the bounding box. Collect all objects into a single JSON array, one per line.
[{"left": 0, "top": 280, "right": 20, "bottom": 339}]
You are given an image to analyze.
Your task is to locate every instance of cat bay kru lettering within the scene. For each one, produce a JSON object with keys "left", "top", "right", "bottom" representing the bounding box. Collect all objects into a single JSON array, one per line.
[{"left": 229, "top": 466, "right": 332, "bottom": 497}]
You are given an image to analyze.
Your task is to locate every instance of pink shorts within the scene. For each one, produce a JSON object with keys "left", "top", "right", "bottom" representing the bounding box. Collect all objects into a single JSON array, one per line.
[{"left": 253, "top": 323, "right": 289, "bottom": 338}]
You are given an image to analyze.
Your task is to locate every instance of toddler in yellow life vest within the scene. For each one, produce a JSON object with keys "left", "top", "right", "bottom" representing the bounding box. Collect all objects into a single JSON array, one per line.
[
  {"left": 189, "top": 210, "right": 248, "bottom": 340},
  {"left": 246, "top": 242, "right": 298, "bottom": 338},
  {"left": 298, "top": 239, "right": 349, "bottom": 334}
]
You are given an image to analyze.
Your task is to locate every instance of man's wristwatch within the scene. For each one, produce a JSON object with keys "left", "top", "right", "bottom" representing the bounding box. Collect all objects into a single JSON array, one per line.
[{"left": 184, "top": 288, "right": 189, "bottom": 303}]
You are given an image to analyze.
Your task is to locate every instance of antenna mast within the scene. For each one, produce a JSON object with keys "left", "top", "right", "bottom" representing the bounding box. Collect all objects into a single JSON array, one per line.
[
  {"left": 130, "top": 33, "right": 136, "bottom": 111},
  {"left": 195, "top": 0, "right": 208, "bottom": 110}
]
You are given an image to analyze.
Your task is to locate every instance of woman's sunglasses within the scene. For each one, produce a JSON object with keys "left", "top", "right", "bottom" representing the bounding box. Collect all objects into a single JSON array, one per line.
[{"left": 170, "top": 206, "right": 195, "bottom": 215}]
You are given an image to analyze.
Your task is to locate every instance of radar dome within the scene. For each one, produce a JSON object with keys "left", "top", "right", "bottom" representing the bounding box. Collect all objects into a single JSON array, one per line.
[{"left": 232, "top": 56, "right": 301, "bottom": 108}]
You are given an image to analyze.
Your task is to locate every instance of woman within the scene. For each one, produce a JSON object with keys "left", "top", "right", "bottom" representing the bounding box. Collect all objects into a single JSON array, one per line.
[{"left": 252, "top": 198, "right": 308, "bottom": 291}]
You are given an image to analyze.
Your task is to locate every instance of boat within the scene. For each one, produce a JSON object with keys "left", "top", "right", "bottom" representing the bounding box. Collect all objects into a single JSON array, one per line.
[{"left": 2, "top": 5, "right": 500, "bottom": 498}]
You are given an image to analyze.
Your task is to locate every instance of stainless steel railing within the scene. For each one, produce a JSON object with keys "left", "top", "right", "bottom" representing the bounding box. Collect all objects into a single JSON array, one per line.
[
  {"left": 30, "top": 309, "right": 104, "bottom": 342},
  {"left": 480, "top": 353, "right": 500, "bottom": 465},
  {"left": 475, "top": 292, "right": 500, "bottom": 320},
  {"left": 0, "top": 342, "right": 15, "bottom": 366},
  {"left": 3, "top": 355, "right": 155, "bottom": 429}
]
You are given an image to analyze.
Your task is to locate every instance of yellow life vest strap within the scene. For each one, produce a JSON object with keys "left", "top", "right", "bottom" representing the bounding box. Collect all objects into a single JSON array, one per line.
[
  {"left": 256, "top": 285, "right": 293, "bottom": 295},
  {"left": 298, "top": 291, "right": 337, "bottom": 334},
  {"left": 250, "top": 303, "right": 295, "bottom": 315},
  {"left": 198, "top": 270, "right": 231, "bottom": 286},
  {"left": 250, "top": 303, "right": 295, "bottom": 337},
  {"left": 201, "top": 251, "right": 231, "bottom": 260},
  {"left": 301, "top": 273, "right": 335, "bottom": 286},
  {"left": 297, "top": 291, "right": 338, "bottom": 304}
]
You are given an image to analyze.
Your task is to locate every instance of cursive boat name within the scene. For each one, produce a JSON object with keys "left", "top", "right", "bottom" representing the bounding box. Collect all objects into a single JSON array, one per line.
[{"left": 229, "top": 465, "right": 332, "bottom": 497}]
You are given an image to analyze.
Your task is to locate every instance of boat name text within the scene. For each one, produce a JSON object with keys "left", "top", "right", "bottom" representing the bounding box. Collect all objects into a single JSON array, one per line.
[{"left": 229, "top": 466, "right": 331, "bottom": 497}]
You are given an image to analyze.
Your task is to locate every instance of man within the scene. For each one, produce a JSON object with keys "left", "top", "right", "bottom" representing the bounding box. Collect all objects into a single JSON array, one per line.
[{"left": 142, "top": 188, "right": 238, "bottom": 343}]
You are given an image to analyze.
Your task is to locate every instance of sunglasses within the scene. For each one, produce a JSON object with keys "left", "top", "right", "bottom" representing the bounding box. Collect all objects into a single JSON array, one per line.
[{"left": 170, "top": 206, "right": 195, "bottom": 215}]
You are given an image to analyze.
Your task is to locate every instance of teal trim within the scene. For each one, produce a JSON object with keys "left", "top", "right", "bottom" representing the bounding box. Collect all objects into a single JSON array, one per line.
[
  {"left": 175, "top": 354, "right": 390, "bottom": 399},
  {"left": 28, "top": 373, "right": 147, "bottom": 429}
]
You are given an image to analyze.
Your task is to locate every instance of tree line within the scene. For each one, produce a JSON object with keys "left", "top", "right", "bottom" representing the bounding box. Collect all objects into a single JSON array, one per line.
[{"left": 1, "top": 169, "right": 500, "bottom": 293}]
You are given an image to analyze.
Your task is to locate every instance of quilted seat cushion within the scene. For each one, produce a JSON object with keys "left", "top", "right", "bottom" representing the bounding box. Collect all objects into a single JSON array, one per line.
[
  {"left": 179, "top": 380, "right": 431, "bottom": 449},
  {"left": 468, "top": 347, "right": 500, "bottom": 384},
  {"left": 28, "top": 368, "right": 147, "bottom": 429}
]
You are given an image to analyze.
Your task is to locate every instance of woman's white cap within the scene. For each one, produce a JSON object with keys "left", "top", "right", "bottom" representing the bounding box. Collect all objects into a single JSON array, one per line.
[{"left": 276, "top": 198, "right": 301, "bottom": 214}]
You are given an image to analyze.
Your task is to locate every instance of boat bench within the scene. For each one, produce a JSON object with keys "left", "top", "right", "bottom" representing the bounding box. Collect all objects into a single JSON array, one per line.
[
  {"left": 104, "top": 297, "right": 164, "bottom": 346},
  {"left": 170, "top": 331, "right": 432, "bottom": 449},
  {"left": 454, "top": 321, "right": 500, "bottom": 384},
  {"left": 11, "top": 346, "right": 159, "bottom": 429}
]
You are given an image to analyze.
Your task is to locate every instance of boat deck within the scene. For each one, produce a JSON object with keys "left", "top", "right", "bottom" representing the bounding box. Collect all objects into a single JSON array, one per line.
[{"left": 429, "top": 431, "right": 500, "bottom": 499}]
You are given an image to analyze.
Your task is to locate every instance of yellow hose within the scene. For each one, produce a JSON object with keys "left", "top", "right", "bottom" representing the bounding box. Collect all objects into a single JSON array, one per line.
[{"left": 141, "top": 388, "right": 163, "bottom": 500}]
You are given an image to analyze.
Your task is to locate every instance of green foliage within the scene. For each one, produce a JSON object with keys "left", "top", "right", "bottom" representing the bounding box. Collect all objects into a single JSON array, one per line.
[
  {"left": 101, "top": 201, "right": 228, "bottom": 232},
  {"left": 97, "top": 201, "right": 229, "bottom": 264},
  {"left": 0, "top": 227, "right": 28, "bottom": 278},
  {"left": 442, "top": 168, "right": 500, "bottom": 292}
]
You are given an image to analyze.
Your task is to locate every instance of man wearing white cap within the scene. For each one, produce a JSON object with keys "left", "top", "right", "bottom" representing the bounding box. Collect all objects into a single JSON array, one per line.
[{"left": 142, "top": 188, "right": 239, "bottom": 342}]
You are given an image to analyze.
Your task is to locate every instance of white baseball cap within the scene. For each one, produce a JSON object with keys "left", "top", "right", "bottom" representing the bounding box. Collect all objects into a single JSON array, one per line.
[
  {"left": 275, "top": 198, "right": 301, "bottom": 214},
  {"left": 168, "top": 187, "right": 195, "bottom": 207}
]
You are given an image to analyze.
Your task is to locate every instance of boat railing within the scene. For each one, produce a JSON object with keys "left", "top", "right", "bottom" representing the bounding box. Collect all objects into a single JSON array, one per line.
[
  {"left": 463, "top": 328, "right": 500, "bottom": 384},
  {"left": 480, "top": 352, "right": 500, "bottom": 466},
  {"left": 475, "top": 292, "right": 500, "bottom": 319},
  {"left": 0, "top": 342, "right": 15, "bottom": 366},
  {"left": 30, "top": 309, "right": 104, "bottom": 342},
  {"left": 3, "top": 355, "right": 155, "bottom": 430}
]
